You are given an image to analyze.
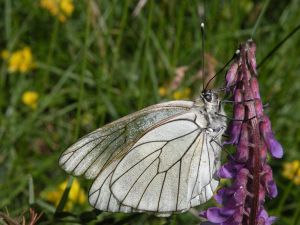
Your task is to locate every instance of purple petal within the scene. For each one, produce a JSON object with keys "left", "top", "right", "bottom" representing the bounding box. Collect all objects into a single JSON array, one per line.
[
  {"left": 234, "top": 168, "right": 249, "bottom": 187},
  {"left": 266, "top": 136, "right": 283, "bottom": 158},
  {"left": 258, "top": 208, "right": 277, "bottom": 225},
  {"left": 233, "top": 186, "right": 247, "bottom": 204},
  {"left": 217, "top": 161, "right": 244, "bottom": 179},
  {"left": 259, "top": 184, "right": 266, "bottom": 204},
  {"left": 243, "top": 84, "right": 254, "bottom": 102},
  {"left": 247, "top": 40, "right": 257, "bottom": 74},
  {"left": 261, "top": 164, "right": 278, "bottom": 198},
  {"left": 266, "top": 180, "right": 278, "bottom": 198},
  {"left": 226, "top": 104, "right": 245, "bottom": 145},
  {"left": 234, "top": 89, "right": 243, "bottom": 102},
  {"left": 255, "top": 99, "right": 264, "bottom": 119},
  {"left": 234, "top": 101, "right": 245, "bottom": 121},
  {"left": 225, "top": 122, "right": 242, "bottom": 145},
  {"left": 215, "top": 188, "right": 226, "bottom": 204},
  {"left": 205, "top": 207, "right": 230, "bottom": 223},
  {"left": 259, "top": 142, "right": 267, "bottom": 161}
]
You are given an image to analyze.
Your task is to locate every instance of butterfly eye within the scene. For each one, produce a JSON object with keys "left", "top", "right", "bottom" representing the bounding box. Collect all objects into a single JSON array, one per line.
[{"left": 204, "top": 93, "right": 212, "bottom": 102}]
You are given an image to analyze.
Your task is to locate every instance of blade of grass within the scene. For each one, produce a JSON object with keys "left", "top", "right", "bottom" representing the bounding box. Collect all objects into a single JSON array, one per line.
[
  {"left": 28, "top": 174, "right": 34, "bottom": 205},
  {"left": 43, "top": 19, "right": 59, "bottom": 89},
  {"left": 54, "top": 176, "right": 74, "bottom": 214},
  {"left": 4, "top": 0, "right": 11, "bottom": 42},
  {"left": 292, "top": 203, "right": 300, "bottom": 225},
  {"left": 251, "top": 0, "right": 271, "bottom": 38}
]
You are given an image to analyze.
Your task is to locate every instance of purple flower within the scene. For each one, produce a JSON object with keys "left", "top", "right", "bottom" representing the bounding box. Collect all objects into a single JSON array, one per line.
[
  {"left": 261, "top": 164, "right": 278, "bottom": 198},
  {"left": 257, "top": 208, "right": 277, "bottom": 225},
  {"left": 217, "top": 160, "right": 244, "bottom": 179},
  {"left": 200, "top": 40, "right": 283, "bottom": 225}
]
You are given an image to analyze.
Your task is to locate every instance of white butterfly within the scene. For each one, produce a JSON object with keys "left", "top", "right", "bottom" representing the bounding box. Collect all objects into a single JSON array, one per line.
[{"left": 59, "top": 89, "right": 226, "bottom": 217}]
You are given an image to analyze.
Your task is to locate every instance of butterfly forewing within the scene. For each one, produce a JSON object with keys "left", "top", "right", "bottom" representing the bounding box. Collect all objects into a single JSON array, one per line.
[{"left": 59, "top": 100, "right": 193, "bottom": 179}]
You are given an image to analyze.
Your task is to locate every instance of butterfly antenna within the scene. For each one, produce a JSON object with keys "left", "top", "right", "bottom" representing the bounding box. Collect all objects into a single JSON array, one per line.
[
  {"left": 201, "top": 22, "right": 205, "bottom": 91},
  {"left": 204, "top": 49, "right": 240, "bottom": 90}
]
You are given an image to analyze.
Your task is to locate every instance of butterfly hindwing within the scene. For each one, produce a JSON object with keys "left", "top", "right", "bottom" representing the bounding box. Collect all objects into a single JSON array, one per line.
[{"left": 87, "top": 109, "right": 223, "bottom": 214}]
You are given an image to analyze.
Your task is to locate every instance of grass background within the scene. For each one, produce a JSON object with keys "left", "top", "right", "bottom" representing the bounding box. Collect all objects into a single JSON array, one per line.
[{"left": 0, "top": 0, "right": 300, "bottom": 224}]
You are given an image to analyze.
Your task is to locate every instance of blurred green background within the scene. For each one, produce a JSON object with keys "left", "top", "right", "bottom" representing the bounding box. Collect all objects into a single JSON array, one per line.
[{"left": 0, "top": 0, "right": 300, "bottom": 224}]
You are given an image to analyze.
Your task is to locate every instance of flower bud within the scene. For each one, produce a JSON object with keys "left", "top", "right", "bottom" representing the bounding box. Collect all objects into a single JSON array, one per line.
[
  {"left": 236, "top": 123, "right": 249, "bottom": 162},
  {"left": 250, "top": 77, "right": 261, "bottom": 99},
  {"left": 260, "top": 116, "right": 283, "bottom": 158},
  {"left": 226, "top": 62, "right": 238, "bottom": 89}
]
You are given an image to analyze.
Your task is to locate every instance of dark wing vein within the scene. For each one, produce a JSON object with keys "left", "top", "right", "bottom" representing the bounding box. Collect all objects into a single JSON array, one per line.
[
  {"left": 136, "top": 162, "right": 160, "bottom": 209},
  {"left": 157, "top": 172, "right": 167, "bottom": 211},
  {"left": 176, "top": 160, "right": 182, "bottom": 211},
  {"left": 191, "top": 132, "right": 205, "bottom": 198},
  {"left": 92, "top": 171, "right": 113, "bottom": 207}
]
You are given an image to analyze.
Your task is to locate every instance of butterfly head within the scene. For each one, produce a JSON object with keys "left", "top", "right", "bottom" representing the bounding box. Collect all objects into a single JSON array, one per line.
[
  {"left": 201, "top": 89, "right": 218, "bottom": 104},
  {"left": 200, "top": 89, "right": 222, "bottom": 114}
]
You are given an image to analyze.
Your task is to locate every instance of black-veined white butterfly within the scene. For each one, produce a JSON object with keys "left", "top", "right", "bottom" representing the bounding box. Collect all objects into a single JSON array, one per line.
[{"left": 59, "top": 89, "right": 226, "bottom": 217}]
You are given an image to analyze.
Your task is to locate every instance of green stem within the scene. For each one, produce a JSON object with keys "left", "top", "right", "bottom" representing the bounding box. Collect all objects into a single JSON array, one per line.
[
  {"left": 44, "top": 18, "right": 59, "bottom": 88},
  {"left": 4, "top": 0, "right": 11, "bottom": 42},
  {"left": 275, "top": 179, "right": 294, "bottom": 216},
  {"left": 111, "top": 0, "right": 130, "bottom": 73},
  {"left": 292, "top": 202, "right": 300, "bottom": 225},
  {"left": 251, "top": 0, "right": 271, "bottom": 38}
]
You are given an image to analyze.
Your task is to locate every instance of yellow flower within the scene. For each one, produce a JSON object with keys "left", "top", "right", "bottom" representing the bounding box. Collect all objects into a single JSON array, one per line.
[
  {"left": 22, "top": 91, "right": 39, "bottom": 109},
  {"left": 42, "top": 179, "right": 87, "bottom": 211},
  {"left": 40, "top": 0, "right": 74, "bottom": 22},
  {"left": 60, "top": 0, "right": 74, "bottom": 16},
  {"left": 158, "top": 87, "right": 167, "bottom": 97},
  {"left": 172, "top": 87, "right": 192, "bottom": 100},
  {"left": 282, "top": 160, "right": 300, "bottom": 185},
  {"left": 6, "top": 47, "right": 35, "bottom": 73}
]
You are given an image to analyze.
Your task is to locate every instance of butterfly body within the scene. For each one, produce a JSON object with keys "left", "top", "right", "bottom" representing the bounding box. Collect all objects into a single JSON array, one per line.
[{"left": 59, "top": 90, "right": 226, "bottom": 216}]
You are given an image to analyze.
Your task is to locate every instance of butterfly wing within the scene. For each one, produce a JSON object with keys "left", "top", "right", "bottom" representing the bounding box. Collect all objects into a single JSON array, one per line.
[
  {"left": 89, "top": 109, "right": 224, "bottom": 214},
  {"left": 59, "top": 100, "right": 194, "bottom": 180},
  {"left": 190, "top": 131, "right": 222, "bottom": 207}
]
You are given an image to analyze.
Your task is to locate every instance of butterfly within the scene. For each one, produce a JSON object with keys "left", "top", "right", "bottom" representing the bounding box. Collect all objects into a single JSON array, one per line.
[{"left": 59, "top": 89, "right": 226, "bottom": 217}]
